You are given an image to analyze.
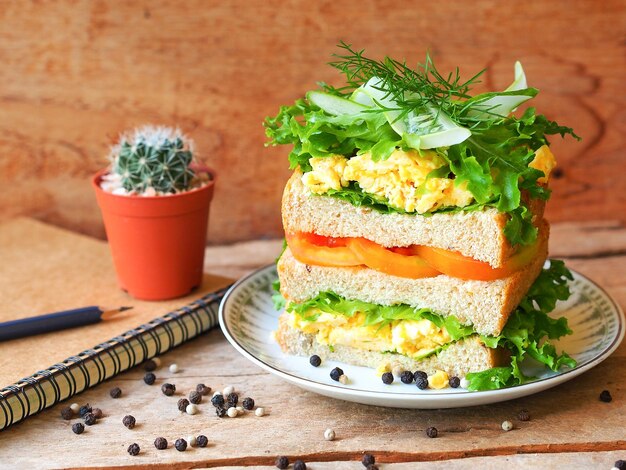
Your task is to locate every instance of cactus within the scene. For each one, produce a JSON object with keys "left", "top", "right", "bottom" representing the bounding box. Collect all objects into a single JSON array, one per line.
[{"left": 111, "top": 126, "right": 195, "bottom": 194}]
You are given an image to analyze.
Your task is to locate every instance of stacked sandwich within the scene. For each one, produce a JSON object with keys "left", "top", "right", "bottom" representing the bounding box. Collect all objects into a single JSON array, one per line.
[{"left": 265, "top": 44, "right": 579, "bottom": 390}]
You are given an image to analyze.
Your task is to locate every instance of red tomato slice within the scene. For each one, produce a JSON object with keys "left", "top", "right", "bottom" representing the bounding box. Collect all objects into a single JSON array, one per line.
[
  {"left": 297, "top": 232, "right": 349, "bottom": 248},
  {"left": 413, "top": 242, "right": 539, "bottom": 281},
  {"left": 286, "top": 233, "right": 362, "bottom": 267},
  {"left": 346, "top": 238, "right": 440, "bottom": 279}
]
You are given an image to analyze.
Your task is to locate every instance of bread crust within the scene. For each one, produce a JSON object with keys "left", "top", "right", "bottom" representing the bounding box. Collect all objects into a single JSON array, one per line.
[
  {"left": 275, "top": 313, "right": 503, "bottom": 377},
  {"left": 282, "top": 171, "right": 546, "bottom": 268},
  {"left": 277, "top": 222, "right": 549, "bottom": 337}
]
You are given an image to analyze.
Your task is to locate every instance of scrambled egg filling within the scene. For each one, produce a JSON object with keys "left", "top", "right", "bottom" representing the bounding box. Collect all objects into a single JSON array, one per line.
[
  {"left": 302, "top": 149, "right": 474, "bottom": 213},
  {"left": 302, "top": 145, "right": 556, "bottom": 213},
  {"left": 288, "top": 310, "right": 452, "bottom": 359},
  {"left": 529, "top": 145, "right": 556, "bottom": 183}
]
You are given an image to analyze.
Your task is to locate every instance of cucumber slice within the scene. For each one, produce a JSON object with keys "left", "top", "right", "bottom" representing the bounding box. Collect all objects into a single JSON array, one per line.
[
  {"left": 389, "top": 105, "right": 471, "bottom": 149},
  {"left": 469, "top": 61, "right": 533, "bottom": 118},
  {"left": 307, "top": 91, "right": 368, "bottom": 116},
  {"left": 351, "top": 77, "right": 397, "bottom": 108}
]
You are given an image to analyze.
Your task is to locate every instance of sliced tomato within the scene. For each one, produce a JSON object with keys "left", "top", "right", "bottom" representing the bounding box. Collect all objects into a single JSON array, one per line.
[
  {"left": 286, "top": 233, "right": 362, "bottom": 267},
  {"left": 297, "top": 232, "right": 349, "bottom": 248},
  {"left": 413, "top": 242, "right": 539, "bottom": 281},
  {"left": 346, "top": 238, "right": 440, "bottom": 279}
]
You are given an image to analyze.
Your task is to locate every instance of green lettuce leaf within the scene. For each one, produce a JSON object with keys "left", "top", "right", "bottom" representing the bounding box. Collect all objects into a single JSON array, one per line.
[
  {"left": 285, "top": 291, "right": 474, "bottom": 342},
  {"left": 466, "top": 260, "right": 576, "bottom": 390}
]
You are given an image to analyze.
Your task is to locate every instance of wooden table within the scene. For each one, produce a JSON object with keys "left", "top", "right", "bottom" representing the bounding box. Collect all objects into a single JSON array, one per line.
[{"left": 0, "top": 221, "right": 624, "bottom": 469}]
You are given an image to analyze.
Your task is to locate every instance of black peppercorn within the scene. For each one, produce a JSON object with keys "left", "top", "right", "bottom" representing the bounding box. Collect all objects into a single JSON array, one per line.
[
  {"left": 60, "top": 407, "right": 73, "bottom": 420},
  {"left": 161, "top": 383, "right": 176, "bottom": 396},
  {"left": 109, "top": 387, "right": 122, "bottom": 399},
  {"left": 122, "top": 415, "right": 136, "bottom": 429},
  {"left": 425, "top": 426, "right": 438, "bottom": 438},
  {"left": 92, "top": 408, "right": 103, "bottom": 419},
  {"left": 175, "top": 438, "right": 187, "bottom": 452},
  {"left": 518, "top": 409, "right": 530, "bottom": 421},
  {"left": 449, "top": 376, "right": 461, "bottom": 388},
  {"left": 226, "top": 392, "right": 239, "bottom": 407},
  {"left": 211, "top": 394, "right": 225, "bottom": 407},
  {"left": 415, "top": 376, "right": 428, "bottom": 390},
  {"left": 154, "top": 437, "right": 168, "bottom": 450},
  {"left": 309, "top": 355, "right": 322, "bottom": 367},
  {"left": 275, "top": 456, "right": 289, "bottom": 469},
  {"left": 72, "top": 422, "right": 84, "bottom": 434},
  {"left": 366, "top": 465, "right": 379, "bottom": 470},
  {"left": 381, "top": 372, "right": 393, "bottom": 385},
  {"left": 189, "top": 390, "right": 202, "bottom": 404},
  {"left": 196, "top": 435, "right": 208, "bottom": 448},
  {"left": 362, "top": 453, "right": 375, "bottom": 466},
  {"left": 400, "top": 370, "right": 414, "bottom": 384},
  {"left": 127, "top": 443, "right": 140, "bottom": 456},
  {"left": 177, "top": 398, "right": 190, "bottom": 412},
  {"left": 143, "top": 372, "right": 156, "bottom": 385},
  {"left": 414, "top": 370, "right": 428, "bottom": 382},
  {"left": 196, "top": 383, "right": 211, "bottom": 395},
  {"left": 242, "top": 397, "right": 255, "bottom": 410},
  {"left": 600, "top": 390, "right": 612, "bottom": 402},
  {"left": 293, "top": 460, "right": 307, "bottom": 470},
  {"left": 615, "top": 460, "right": 626, "bottom": 470},
  {"left": 215, "top": 406, "right": 227, "bottom": 418},
  {"left": 83, "top": 412, "right": 97, "bottom": 426},
  {"left": 79, "top": 404, "right": 92, "bottom": 417},
  {"left": 330, "top": 367, "right": 344, "bottom": 381},
  {"left": 144, "top": 359, "right": 157, "bottom": 371}
]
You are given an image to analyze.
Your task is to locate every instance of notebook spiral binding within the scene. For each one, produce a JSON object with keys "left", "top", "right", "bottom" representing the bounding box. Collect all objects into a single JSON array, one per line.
[{"left": 0, "top": 285, "right": 231, "bottom": 431}]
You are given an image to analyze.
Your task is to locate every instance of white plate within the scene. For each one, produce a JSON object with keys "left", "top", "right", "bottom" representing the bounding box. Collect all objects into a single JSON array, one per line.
[{"left": 219, "top": 265, "right": 624, "bottom": 408}]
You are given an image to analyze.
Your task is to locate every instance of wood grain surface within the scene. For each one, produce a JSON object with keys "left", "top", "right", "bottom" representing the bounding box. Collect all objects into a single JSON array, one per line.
[
  {"left": 0, "top": 219, "right": 624, "bottom": 469},
  {"left": 0, "top": 0, "right": 624, "bottom": 244}
]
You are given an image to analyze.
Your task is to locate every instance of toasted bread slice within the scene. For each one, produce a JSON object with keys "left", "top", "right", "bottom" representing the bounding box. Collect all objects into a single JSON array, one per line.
[
  {"left": 277, "top": 222, "right": 548, "bottom": 337},
  {"left": 275, "top": 313, "right": 504, "bottom": 377},
  {"left": 282, "top": 171, "right": 545, "bottom": 269}
]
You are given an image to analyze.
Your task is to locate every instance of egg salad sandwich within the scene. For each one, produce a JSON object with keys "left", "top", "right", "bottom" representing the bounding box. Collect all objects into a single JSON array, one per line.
[{"left": 264, "top": 43, "right": 580, "bottom": 390}]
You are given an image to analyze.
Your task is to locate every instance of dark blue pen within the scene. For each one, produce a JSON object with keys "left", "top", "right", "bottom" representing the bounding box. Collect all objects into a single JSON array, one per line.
[{"left": 0, "top": 306, "right": 133, "bottom": 342}]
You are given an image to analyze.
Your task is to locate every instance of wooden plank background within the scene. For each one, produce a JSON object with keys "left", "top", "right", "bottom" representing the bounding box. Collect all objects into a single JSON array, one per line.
[{"left": 0, "top": 0, "right": 624, "bottom": 244}]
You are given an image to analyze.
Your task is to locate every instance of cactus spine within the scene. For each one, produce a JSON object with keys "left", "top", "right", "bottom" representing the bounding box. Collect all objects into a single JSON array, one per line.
[{"left": 111, "top": 126, "right": 195, "bottom": 194}]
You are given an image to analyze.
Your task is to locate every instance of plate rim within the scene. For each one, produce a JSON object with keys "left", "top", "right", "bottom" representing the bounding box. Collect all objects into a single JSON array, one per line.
[{"left": 218, "top": 264, "right": 625, "bottom": 401}]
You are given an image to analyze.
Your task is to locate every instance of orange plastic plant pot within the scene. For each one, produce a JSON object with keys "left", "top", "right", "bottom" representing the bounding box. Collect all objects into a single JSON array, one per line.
[{"left": 92, "top": 169, "right": 216, "bottom": 300}]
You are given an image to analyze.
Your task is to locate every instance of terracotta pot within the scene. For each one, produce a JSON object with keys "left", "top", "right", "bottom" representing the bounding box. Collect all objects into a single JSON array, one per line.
[{"left": 92, "top": 168, "right": 216, "bottom": 300}]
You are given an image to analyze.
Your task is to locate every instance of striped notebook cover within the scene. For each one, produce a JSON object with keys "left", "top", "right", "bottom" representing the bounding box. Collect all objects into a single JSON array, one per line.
[{"left": 0, "top": 218, "right": 235, "bottom": 431}]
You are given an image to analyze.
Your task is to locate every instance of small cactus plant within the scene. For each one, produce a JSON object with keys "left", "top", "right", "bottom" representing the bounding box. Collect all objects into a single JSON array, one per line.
[{"left": 110, "top": 126, "right": 196, "bottom": 194}]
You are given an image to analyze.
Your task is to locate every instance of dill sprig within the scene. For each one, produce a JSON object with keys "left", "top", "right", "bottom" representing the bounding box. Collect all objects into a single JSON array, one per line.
[{"left": 328, "top": 41, "right": 485, "bottom": 122}]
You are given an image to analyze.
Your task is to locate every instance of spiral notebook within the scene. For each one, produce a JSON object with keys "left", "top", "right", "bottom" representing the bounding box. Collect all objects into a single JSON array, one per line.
[{"left": 0, "top": 218, "right": 233, "bottom": 430}]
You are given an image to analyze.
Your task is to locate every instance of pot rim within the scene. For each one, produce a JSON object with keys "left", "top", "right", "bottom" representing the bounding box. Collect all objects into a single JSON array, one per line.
[{"left": 91, "top": 165, "right": 217, "bottom": 199}]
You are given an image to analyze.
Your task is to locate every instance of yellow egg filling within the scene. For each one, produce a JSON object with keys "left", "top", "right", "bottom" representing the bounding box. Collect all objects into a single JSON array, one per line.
[
  {"left": 287, "top": 310, "right": 452, "bottom": 359},
  {"left": 302, "top": 145, "right": 554, "bottom": 213},
  {"left": 302, "top": 149, "right": 474, "bottom": 213}
]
